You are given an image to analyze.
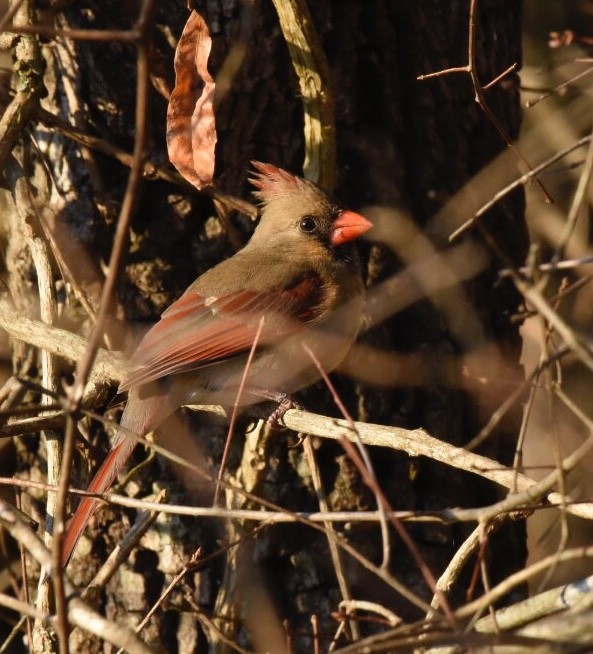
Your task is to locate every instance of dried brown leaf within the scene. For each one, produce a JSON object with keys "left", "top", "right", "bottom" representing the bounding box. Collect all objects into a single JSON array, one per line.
[{"left": 166, "top": 10, "right": 216, "bottom": 189}]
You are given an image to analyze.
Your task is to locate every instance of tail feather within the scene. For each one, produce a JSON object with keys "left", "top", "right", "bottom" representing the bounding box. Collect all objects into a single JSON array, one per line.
[
  {"left": 61, "top": 439, "right": 136, "bottom": 566},
  {"left": 62, "top": 389, "right": 166, "bottom": 567}
]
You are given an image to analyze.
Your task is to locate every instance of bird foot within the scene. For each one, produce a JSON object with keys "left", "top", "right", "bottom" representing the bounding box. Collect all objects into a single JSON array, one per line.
[
  {"left": 241, "top": 388, "right": 302, "bottom": 427},
  {"left": 265, "top": 393, "right": 302, "bottom": 427},
  {"left": 287, "top": 433, "right": 308, "bottom": 449}
]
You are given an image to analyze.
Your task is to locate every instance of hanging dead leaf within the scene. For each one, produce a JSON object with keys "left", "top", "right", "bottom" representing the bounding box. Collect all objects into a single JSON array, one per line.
[{"left": 167, "top": 10, "right": 216, "bottom": 189}]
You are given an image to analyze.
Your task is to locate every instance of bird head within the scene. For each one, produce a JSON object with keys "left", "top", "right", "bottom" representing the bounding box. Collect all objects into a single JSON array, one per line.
[{"left": 248, "top": 162, "right": 372, "bottom": 253}]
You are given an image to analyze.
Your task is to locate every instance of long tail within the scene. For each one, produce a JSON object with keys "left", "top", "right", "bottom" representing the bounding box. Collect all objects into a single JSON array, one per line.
[{"left": 62, "top": 388, "right": 166, "bottom": 567}]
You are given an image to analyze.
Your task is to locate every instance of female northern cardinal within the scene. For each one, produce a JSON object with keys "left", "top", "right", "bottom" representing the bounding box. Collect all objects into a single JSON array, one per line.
[{"left": 63, "top": 162, "right": 372, "bottom": 565}]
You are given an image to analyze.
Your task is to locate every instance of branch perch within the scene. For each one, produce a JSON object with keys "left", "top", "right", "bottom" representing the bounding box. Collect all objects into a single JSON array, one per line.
[{"left": 1, "top": 301, "right": 592, "bottom": 522}]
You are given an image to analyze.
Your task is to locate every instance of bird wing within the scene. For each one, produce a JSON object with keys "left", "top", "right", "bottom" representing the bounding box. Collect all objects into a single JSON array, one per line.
[{"left": 119, "top": 274, "right": 324, "bottom": 391}]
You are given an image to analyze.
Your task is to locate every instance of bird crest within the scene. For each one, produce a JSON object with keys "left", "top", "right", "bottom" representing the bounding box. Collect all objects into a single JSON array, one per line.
[{"left": 249, "top": 161, "right": 310, "bottom": 204}]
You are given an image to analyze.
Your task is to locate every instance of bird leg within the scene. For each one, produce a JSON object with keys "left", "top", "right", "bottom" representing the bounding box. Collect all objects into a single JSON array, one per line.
[
  {"left": 240, "top": 388, "right": 303, "bottom": 426},
  {"left": 266, "top": 394, "right": 300, "bottom": 426}
]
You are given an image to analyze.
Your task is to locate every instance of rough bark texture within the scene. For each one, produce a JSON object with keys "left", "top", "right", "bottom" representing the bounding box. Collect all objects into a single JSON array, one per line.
[{"left": 1, "top": 0, "right": 527, "bottom": 652}]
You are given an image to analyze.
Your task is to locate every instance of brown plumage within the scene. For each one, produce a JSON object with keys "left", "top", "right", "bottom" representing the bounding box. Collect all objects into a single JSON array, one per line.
[{"left": 63, "top": 162, "right": 372, "bottom": 566}]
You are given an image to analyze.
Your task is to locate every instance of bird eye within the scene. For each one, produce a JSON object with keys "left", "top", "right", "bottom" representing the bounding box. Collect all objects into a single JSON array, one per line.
[{"left": 299, "top": 215, "right": 318, "bottom": 233}]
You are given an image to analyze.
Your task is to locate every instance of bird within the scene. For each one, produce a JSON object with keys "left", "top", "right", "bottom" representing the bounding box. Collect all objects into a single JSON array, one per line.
[{"left": 62, "top": 162, "right": 372, "bottom": 566}]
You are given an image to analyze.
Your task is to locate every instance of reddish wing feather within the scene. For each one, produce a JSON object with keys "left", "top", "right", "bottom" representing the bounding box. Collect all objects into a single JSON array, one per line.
[{"left": 120, "top": 276, "right": 323, "bottom": 391}]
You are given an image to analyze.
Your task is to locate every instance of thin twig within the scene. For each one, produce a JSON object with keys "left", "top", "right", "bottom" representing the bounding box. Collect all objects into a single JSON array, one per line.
[
  {"left": 465, "top": 0, "right": 551, "bottom": 203},
  {"left": 2, "top": 24, "right": 140, "bottom": 42},
  {"left": 554, "top": 119, "right": 593, "bottom": 258},
  {"left": 418, "top": 0, "right": 551, "bottom": 209},
  {"left": 450, "top": 136, "right": 591, "bottom": 242},
  {"left": 303, "top": 437, "right": 360, "bottom": 641},
  {"left": 214, "top": 316, "right": 265, "bottom": 507},
  {"left": 0, "top": 475, "right": 581, "bottom": 526},
  {"left": 14, "top": 490, "right": 33, "bottom": 649},
  {"left": 525, "top": 64, "right": 593, "bottom": 108}
]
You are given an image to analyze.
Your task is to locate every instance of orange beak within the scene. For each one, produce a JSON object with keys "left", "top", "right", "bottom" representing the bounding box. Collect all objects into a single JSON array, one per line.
[{"left": 331, "top": 210, "right": 373, "bottom": 246}]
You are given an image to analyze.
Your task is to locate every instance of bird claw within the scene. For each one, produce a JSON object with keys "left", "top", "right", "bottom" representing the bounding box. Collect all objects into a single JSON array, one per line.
[
  {"left": 266, "top": 394, "right": 302, "bottom": 427},
  {"left": 287, "top": 433, "right": 308, "bottom": 449}
]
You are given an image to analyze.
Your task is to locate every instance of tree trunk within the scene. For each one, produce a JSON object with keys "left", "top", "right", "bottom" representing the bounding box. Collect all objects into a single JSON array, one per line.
[{"left": 1, "top": 0, "right": 527, "bottom": 652}]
